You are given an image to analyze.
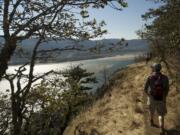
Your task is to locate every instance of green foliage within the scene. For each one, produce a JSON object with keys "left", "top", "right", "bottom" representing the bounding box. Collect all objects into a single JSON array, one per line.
[
  {"left": 0, "top": 93, "right": 11, "bottom": 135},
  {"left": 63, "top": 65, "right": 97, "bottom": 91},
  {"left": 24, "top": 65, "right": 96, "bottom": 135},
  {"left": 140, "top": 0, "right": 180, "bottom": 59},
  {"left": 118, "top": 0, "right": 128, "bottom": 8}
]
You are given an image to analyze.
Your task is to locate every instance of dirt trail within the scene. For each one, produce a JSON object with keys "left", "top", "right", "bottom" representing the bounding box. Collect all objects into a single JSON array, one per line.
[{"left": 64, "top": 62, "right": 180, "bottom": 135}]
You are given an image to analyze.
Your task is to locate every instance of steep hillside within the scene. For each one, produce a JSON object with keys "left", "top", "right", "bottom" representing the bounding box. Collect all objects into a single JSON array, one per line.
[{"left": 64, "top": 62, "right": 180, "bottom": 135}]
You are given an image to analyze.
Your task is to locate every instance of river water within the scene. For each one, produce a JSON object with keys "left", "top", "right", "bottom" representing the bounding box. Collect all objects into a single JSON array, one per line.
[{"left": 0, "top": 54, "right": 138, "bottom": 92}]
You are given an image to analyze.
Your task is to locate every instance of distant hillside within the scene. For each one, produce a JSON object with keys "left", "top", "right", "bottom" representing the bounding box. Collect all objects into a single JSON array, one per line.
[{"left": 0, "top": 38, "right": 149, "bottom": 64}]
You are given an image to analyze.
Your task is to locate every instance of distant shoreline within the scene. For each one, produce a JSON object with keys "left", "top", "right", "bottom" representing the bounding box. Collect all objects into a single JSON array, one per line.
[{"left": 8, "top": 52, "right": 143, "bottom": 66}]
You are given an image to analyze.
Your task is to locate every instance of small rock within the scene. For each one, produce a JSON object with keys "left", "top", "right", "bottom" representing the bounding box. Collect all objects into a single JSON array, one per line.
[
  {"left": 90, "top": 128, "right": 101, "bottom": 135},
  {"left": 135, "top": 102, "right": 144, "bottom": 114},
  {"left": 118, "top": 130, "right": 123, "bottom": 133},
  {"left": 130, "top": 121, "right": 141, "bottom": 130}
]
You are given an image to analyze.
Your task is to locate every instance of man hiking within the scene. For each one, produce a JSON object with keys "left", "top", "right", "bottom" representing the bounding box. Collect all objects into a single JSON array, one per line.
[{"left": 144, "top": 63, "right": 169, "bottom": 133}]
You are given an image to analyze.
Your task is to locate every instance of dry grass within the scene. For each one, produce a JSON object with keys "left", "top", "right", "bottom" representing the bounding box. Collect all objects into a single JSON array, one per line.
[{"left": 64, "top": 62, "right": 180, "bottom": 135}]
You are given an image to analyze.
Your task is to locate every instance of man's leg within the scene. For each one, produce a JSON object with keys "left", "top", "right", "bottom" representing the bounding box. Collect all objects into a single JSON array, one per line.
[
  {"left": 157, "top": 101, "right": 167, "bottom": 134},
  {"left": 159, "top": 115, "right": 166, "bottom": 135},
  {"left": 158, "top": 115, "right": 165, "bottom": 131},
  {"left": 148, "top": 97, "right": 155, "bottom": 126},
  {"left": 150, "top": 112, "right": 155, "bottom": 126}
]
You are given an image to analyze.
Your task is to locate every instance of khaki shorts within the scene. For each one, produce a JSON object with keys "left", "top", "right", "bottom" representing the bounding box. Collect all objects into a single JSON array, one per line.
[{"left": 147, "top": 96, "right": 167, "bottom": 116}]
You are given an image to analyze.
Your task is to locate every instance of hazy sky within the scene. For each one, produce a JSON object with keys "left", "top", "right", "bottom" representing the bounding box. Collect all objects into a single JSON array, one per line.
[{"left": 89, "top": 0, "right": 161, "bottom": 40}]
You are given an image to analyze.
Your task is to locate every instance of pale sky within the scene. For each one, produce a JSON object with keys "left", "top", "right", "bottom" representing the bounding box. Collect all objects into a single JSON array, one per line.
[{"left": 88, "top": 0, "right": 162, "bottom": 40}]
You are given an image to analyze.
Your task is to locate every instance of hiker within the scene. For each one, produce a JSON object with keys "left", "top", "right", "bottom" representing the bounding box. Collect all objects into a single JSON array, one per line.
[
  {"left": 145, "top": 52, "right": 152, "bottom": 64},
  {"left": 144, "top": 63, "right": 169, "bottom": 133}
]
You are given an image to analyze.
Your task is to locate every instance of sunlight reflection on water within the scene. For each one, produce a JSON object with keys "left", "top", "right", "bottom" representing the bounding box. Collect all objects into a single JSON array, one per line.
[{"left": 0, "top": 54, "right": 135, "bottom": 92}]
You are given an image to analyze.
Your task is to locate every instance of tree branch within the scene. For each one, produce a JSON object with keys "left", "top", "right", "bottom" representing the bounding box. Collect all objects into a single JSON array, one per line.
[
  {"left": 9, "top": 0, "right": 22, "bottom": 24},
  {"left": 3, "top": 0, "right": 10, "bottom": 39}
]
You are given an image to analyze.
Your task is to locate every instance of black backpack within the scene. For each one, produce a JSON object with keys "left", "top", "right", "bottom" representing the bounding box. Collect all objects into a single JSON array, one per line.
[{"left": 150, "top": 74, "right": 164, "bottom": 101}]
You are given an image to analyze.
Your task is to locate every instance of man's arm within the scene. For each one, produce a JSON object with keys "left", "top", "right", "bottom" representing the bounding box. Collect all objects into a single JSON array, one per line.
[
  {"left": 164, "top": 76, "right": 169, "bottom": 97},
  {"left": 144, "top": 77, "right": 150, "bottom": 94}
]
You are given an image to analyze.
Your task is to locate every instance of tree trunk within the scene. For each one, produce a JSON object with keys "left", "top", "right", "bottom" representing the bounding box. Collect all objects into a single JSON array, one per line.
[
  {"left": 11, "top": 95, "right": 23, "bottom": 135},
  {"left": 0, "top": 37, "right": 17, "bottom": 80},
  {"left": 61, "top": 107, "right": 72, "bottom": 135}
]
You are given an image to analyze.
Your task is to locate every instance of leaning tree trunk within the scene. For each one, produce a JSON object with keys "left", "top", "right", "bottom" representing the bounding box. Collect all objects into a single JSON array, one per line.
[{"left": 0, "top": 37, "right": 17, "bottom": 80}]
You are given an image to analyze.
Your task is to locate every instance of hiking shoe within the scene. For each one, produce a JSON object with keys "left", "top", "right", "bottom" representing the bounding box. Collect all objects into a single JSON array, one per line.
[
  {"left": 150, "top": 120, "right": 160, "bottom": 128},
  {"left": 159, "top": 127, "right": 166, "bottom": 135},
  {"left": 150, "top": 119, "right": 154, "bottom": 126},
  {"left": 161, "top": 127, "right": 165, "bottom": 132},
  {"left": 160, "top": 129, "right": 166, "bottom": 135}
]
